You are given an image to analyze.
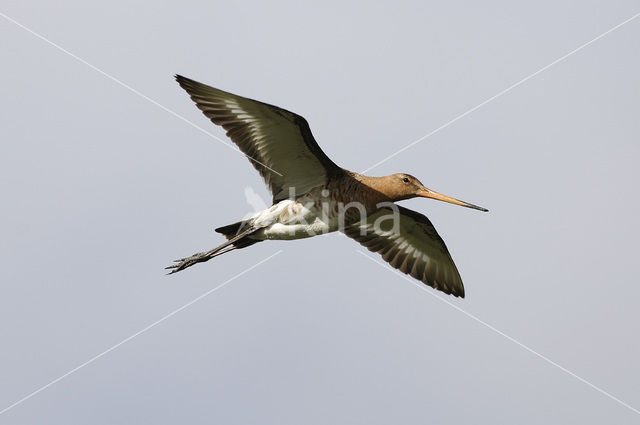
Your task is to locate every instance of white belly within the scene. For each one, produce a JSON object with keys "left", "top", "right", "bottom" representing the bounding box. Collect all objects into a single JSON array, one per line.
[{"left": 250, "top": 196, "right": 342, "bottom": 241}]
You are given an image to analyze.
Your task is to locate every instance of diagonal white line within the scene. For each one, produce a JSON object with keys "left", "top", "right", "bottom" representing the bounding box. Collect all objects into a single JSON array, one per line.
[
  {"left": 357, "top": 250, "right": 640, "bottom": 416},
  {"left": 361, "top": 11, "right": 640, "bottom": 174},
  {"left": 0, "top": 11, "right": 283, "bottom": 178},
  {"left": 0, "top": 250, "right": 283, "bottom": 416}
]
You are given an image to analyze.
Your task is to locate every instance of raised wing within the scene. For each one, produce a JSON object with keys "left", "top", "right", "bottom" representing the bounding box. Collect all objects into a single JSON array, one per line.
[
  {"left": 344, "top": 205, "right": 465, "bottom": 297},
  {"left": 175, "top": 75, "right": 342, "bottom": 202}
]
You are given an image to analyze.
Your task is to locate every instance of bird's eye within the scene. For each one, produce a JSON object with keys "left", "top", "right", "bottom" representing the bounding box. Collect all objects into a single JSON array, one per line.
[{"left": 402, "top": 177, "right": 409, "bottom": 183}]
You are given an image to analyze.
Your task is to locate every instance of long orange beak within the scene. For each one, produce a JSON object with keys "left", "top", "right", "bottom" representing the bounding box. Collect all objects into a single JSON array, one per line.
[{"left": 417, "top": 187, "right": 488, "bottom": 212}]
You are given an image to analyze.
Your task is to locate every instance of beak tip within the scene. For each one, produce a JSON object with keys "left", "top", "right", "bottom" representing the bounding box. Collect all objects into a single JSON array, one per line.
[{"left": 419, "top": 188, "right": 488, "bottom": 212}]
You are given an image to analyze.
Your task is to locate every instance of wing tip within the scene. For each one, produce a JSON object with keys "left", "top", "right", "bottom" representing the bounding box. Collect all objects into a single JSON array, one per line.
[
  {"left": 175, "top": 74, "right": 204, "bottom": 92},
  {"left": 426, "top": 277, "right": 465, "bottom": 298},
  {"left": 174, "top": 74, "right": 194, "bottom": 87},
  {"left": 453, "top": 286, "right": 465, "bottom": 298},
  {"left": 436, "top": 273, "right": 465, "bottom": 298}
]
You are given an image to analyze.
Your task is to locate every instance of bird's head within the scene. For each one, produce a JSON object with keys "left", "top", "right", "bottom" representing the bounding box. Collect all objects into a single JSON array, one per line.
[{"left": 383, "top": 173, "right": 488, "bottom": 212}]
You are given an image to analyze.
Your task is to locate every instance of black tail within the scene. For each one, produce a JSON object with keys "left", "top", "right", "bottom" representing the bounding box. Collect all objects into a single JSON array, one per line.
[
  {"left": 214, "top": 220, "right": 250, "bottom": 238},
  {"left": 215, "top": 219, "right": 262, "bottom": 249}
]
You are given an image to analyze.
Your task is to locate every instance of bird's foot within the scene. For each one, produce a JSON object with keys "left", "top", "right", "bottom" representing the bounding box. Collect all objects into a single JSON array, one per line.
[
  {"left": 165, "top": 251, "right": 209, "bottom": 274},
  {"left": 165, "top": 244, "right": 237, "bottom": 275}
]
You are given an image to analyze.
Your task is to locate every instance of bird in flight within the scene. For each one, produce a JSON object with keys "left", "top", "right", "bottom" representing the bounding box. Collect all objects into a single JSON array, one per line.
[{"left": 168, "top": 75, "right": 487, "bottom": 297}]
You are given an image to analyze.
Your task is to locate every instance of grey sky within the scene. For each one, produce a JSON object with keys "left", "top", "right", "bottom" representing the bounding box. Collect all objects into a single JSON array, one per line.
[{"left": 1, "top": 1, "right": 639, "bottom": 424}]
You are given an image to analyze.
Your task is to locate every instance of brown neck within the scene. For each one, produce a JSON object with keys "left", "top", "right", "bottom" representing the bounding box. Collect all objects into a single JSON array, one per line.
[{"left": 342, "top": 172, "right": 395, "bottom": 208}]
